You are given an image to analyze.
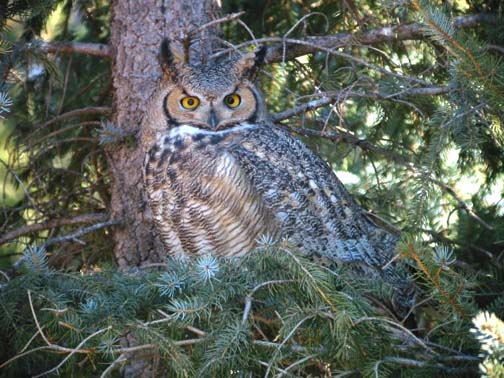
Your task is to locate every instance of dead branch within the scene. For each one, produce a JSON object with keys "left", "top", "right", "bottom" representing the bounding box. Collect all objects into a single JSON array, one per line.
[
  {"left": 38, "top": 14, "right": 496, "bottom": 64},
  {"left": 0, "top": 213, "right": 109, "bottom": 246},
  {"left": 39, "top": 41, "right": 110, "bottom": 58},
  {"left": 271, "top": 85, "right": 452, "bottom": 122},
  {"left": 211, "top": 14, "right": 497, "bottom": 63},
  {"left": 381, "top": 356, "right": 478, "bottom": 374}
]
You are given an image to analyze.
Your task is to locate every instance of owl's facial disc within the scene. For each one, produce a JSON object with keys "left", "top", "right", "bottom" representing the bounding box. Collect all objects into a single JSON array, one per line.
[{"left": 165, "top": 85, "right": 257, "bottom": 131}]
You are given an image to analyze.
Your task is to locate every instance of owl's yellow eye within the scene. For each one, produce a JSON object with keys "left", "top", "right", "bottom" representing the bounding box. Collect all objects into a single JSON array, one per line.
[
  {"left": 180, "top": 96, "right": 200, "bottom": 110},
  {"left": 224, "top": 93, "right": 241, "bottom": 108}
]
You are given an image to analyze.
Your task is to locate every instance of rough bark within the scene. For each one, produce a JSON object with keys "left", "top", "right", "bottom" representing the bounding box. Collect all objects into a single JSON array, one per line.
[{"left": 109, "top": 0, "right": 221, "bottom": 270}]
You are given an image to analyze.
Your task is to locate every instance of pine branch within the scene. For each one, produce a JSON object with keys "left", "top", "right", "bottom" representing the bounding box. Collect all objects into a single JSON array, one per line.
[
  {"left": 0, "top": 213, "right": 109, "bottom": 246},
  {"left": 412, "top": 1, "right": 503, "bottom": 98},
  {"left": 402, "top": 243, "right": 465, "bottom": 316}
]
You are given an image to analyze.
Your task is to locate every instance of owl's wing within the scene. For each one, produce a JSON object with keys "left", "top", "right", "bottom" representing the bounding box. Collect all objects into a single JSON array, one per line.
[
  {"left": 228, "top": 124, "right": 411, "bottom": 300},
  {"left": 144, "top": 126, "right": 279, "bottom": 259}
]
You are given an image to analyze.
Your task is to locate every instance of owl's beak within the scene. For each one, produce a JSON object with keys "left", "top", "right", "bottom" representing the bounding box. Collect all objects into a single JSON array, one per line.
[{"left": 208, "top": 109, "right": 219, "bottom": 129}]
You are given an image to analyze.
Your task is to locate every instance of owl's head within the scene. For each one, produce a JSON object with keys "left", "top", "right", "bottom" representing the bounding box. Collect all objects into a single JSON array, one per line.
[{"left": 157, "top": 39, "right": 268, "bottom": 131}]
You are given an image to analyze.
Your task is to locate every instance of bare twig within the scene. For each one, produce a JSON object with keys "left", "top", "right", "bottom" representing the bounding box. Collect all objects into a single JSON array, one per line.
[
  {"left": 381, "top": 356, "right": 478, "bottom": 374},
  {"left": 429, "top": 177, "right": 493, "bottom": 230},
  {"left": 252, "top": 340, "right": 318, "bottom": 354},
  {"left": 257, "top": 360, "right": 291, "bottom": 376},
  {"left": 242, "top": 280, "right": 295, "bottom": 325},
  {"left": 487, "top": 44, "right": 504, "bottom": 54},
  {"left": 0, "top": 158, "right": 42, "bottom": 214},
  {"left": 57, "top": 55, "right": 73, "bottom": 115},
  {"left": 112, "top": 344, "right": 156, "bottom": 354},
  {"left": 272, "top": 97, "right": 335, "bottom": 122},
  {"left": 27, "top": 290, "right": 51, "bottom": 346},
  {"left": 264, "top": 315, "right": 315, "bottom": 377},
  {"left": 111, "top": 338, "right": 203, "bottom": 354},
  {"left": 280, "top": 354, "right": 319, "bottom": 377},
  {"left": 190, "top": 12, "right": 245, "bottom": 37},
  {"left": 39, "top": 41, "right": 110, "bottom": 58},
  {"left": 19, "top": 327, "right": 46, "bottom": 353},
  {"left": 0, "top": 345, "right": 88, "bottom": 369},
  {"left": 185, "top": 325, "right": 207, "bottom": 337},
  {"left": 354, "top": 316, "right": 433, "bottom": 352},
  {"left": 277, "top": 124, "right": 411, "bottom": 167},
  {"left": 37, "top": 107, "right": 111, "bottom": 131},
  {"left": 172, "top": 338, "right": 204, "bottom": 347},
  {"left": 100, "top": 353, "right": 127, "bottom": 378},
  {"left": 0, "top": 213, "right": 109, "bottom": 246},
  {"left": 30, "top": 121, "right": 101, "bottom": 147},
  {"left": 44, "top": 219, "right": 122, "bottom": 247},
  {"left": 32, "top": 326, "right": 112, "bottom": 378},
  {"left": 0, "top": 270, "right": 9, "bottom": 282}
]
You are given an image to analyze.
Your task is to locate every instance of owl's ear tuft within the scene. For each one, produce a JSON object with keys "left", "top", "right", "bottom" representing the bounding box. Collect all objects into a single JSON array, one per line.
[
  {"left": 159, "top": 39, "right": 185, "bottom": 81},
  {"left": 234, "top": 46, "right": 267, "bottom": 81}
]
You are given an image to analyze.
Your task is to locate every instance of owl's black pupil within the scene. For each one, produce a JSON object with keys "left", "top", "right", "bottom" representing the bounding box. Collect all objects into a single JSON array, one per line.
[
  {"left": 187, "top": 98, "right": 194, "bottom": 106},
  {"left": 227, "top": 96, "right": 234, "bottom": 104}
]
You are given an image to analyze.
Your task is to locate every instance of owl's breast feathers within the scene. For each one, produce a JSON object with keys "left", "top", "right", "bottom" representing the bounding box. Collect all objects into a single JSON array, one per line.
[
  {"left": 144, "top": 124, "right": 279, "bottom": 259},
  {"left": 144, "top": 123, "right": 412, "bottom": 308}
]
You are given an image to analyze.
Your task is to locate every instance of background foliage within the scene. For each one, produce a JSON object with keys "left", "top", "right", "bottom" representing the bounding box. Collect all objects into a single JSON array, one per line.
[{"left": 0, "top": 0, "right": 503, "bottom": 376}]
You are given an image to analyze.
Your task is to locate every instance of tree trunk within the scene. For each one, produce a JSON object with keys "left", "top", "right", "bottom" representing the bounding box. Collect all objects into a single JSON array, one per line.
[
  {"left": 108, "top": 2, "right": 221, "bottom": 375},
  {"left": 108, "top": 0, "right": 221, "bottom": 270}
]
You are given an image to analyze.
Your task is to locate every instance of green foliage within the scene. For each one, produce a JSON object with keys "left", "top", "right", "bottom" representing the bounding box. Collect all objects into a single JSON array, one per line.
[
  {"left": 0, "top": 244, "right": 486, "bottom": 377},
  {"left": 0, "top": 0, "right": 112, "bottom": 269},
  {"left": 471, "top": 312, "right": 504, "bottom": 377}
]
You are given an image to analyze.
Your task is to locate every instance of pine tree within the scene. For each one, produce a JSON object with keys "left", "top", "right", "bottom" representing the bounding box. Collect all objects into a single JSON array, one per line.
[{"left": 1, "top": 0, "right": 503, "bottom": 376}]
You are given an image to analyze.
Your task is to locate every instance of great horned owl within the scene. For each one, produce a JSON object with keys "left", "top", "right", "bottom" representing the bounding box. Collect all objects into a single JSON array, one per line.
[{"left": 142, "top": 40, "right": 412, "bottom": 309}]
